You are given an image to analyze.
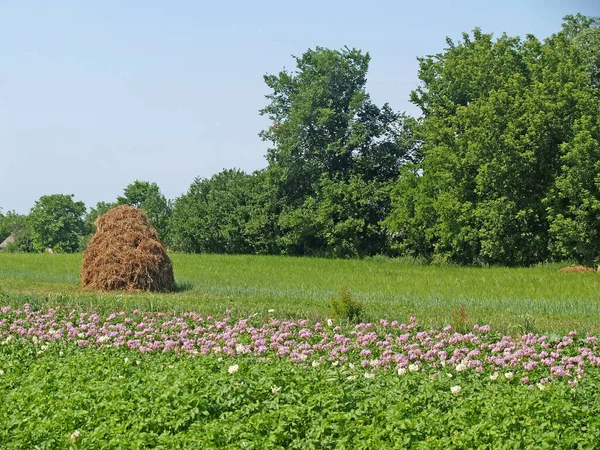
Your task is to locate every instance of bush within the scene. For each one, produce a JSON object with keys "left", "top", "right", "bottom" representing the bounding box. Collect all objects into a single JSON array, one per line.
[{"left": 330, "top": 289, "right": 365, "bottom": 324}]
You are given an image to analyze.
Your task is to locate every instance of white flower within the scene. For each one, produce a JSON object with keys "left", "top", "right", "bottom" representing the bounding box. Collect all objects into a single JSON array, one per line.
[
  {"left": 364, "top": 372, "right": 375, "bottom": 379},
  {"left": 537, "top": 382, "right": 546, "bottom": 391},
  {"left": 168, "top": 365, "right": 175, "bottom": 369},
  {"left": 59, "top": 351, "right": 64, "bottom": 356},
  {"left": 447, "top": 373, "right": 453, "bottom": 378},
  {"left": 118, "top": 375, "right": 124, "bottom": 379},
  {"left": 124, "top": 357, "right": 130, "bottom": 364},
  {"left": 312, "top": 360, "right": 321, "bottom": 368},
  {"left": 397, "top": 368, "right": 407, "bottom": 376},
  {"left": 408, "top": 364, "right": 419, "bottom": 372},
  {"left": 70, "top": 430, "right": 80, "bottom": 441},
  {"left": 490, "top": 372, "right": 499, "bottom": 381},
  {"left": 136, "top": 360, "right": 141, "bottom": 366},
  {"left": 228, "top": 364, "right": 239, "bottom": 374},
  {"left": 98, "top": 335, "right": 109, "bottom": 343},
  {"left": 236, "top": 344, "right": 245, "bottom": 353},
  {"left": 268, "top": 309, "right": 275, "bottom": 313},
  {"left": 455, "top": 362, "right": 467, "bottom": 372},
  {"left": 0, "top": 369, "right": 4, "bottom": 376},
  {"left": 270, "top": 385, "right": 281, "bottom": 394},
  {"left": 332, "top": 361, "right": 340, "bottom": 367},
  {"left": 327, "top": 319, "right": 333, "bottom": 327},
  {"left": 504, "top": 372, "right": 514, "bottom": 380},
  {"left": 349, "top": 363, "right": 355, "bottom": 370},
  {"left": 369, "top": 359, "right": 379, "bottom": 367},
  {"left": 347, "top": 375, "right": 357, "bottom": 381},
  {"left": 451, "top": 385, "right": 462, "bottom": 395},
  {"left": 32, "top": 336, "right": 39, "bottom": 344},
  {"left": 77, "top": 333, "right": 85, "bottom": 339},
  {"left": 440, "top": 360, "right": 446, "bottom": 367}
]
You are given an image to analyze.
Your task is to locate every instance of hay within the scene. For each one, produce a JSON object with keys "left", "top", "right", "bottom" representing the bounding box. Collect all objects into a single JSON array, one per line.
[
  {"left": 81, "top": 205, "right": 175, "bottom": 292},
  {"left": 557, "top": 265, "right": 596, "bottom": 273}
]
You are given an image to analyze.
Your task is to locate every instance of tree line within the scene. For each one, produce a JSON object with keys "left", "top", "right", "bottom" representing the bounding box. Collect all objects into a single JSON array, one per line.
[{"left": 2, "top": 14, "right": 599, "bottom": 266}]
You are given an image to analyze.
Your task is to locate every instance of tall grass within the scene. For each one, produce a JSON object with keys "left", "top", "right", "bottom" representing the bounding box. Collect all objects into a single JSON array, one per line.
[{"left": 1, "top": 253, "right": 599, "bottom": 334}]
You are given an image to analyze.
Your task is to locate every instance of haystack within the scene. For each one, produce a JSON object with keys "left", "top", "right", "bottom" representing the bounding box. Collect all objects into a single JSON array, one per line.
[
  {"left": 81, "top": 205, "right": 175, "bottom": 292},
  {"left": 557, "top": 265, "right": 596, "bottom": 273}
]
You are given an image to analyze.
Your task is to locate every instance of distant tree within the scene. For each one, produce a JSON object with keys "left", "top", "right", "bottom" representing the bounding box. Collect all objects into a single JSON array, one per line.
[
  {"left": 278, "top": 175, "right": 393, "bottom": 258},
  {"left": 170, "top": 169, "right": 266, "bottom": 254},
  {"left": 0, "top": 210, "right": 6, "bottom": 243},
  {"left": 28, "top": 194, "right": 86, "bottom": 253},
  {"left": 117, "top": 181, "right": 172, "bottom": 243},
  {"left": 0, "top": 210, "right": 34, "bottom": 252}
]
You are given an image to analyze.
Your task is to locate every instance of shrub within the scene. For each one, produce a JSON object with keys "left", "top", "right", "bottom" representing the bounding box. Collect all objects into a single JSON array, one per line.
[{"left": 330, "top": 289, "right": 365, "bottom": 324}]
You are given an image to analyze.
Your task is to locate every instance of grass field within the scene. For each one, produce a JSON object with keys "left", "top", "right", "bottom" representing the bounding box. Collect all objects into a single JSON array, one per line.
[
  {"left": 1, "top": 252, "right": 599, "bottom": 334},
  {"left": 2, "top": 253, "right": 600, "bottom": 448}
]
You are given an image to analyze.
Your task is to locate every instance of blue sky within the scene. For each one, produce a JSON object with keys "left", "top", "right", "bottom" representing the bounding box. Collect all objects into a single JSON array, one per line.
[{"left": 1, "top": 0, "right": 598, "bottom": 214}]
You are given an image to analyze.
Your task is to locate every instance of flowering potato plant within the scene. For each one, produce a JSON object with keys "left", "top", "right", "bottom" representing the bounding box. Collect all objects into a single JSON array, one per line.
[{"left": 1, "top": 305, "right": 600, "bottom": 448}]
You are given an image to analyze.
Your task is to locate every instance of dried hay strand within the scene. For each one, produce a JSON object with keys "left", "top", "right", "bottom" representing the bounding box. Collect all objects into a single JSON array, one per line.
[
  {"left": 557, "top": 265, "right": 596, "bottom": 273},
  {"left": 80, "top": 205, "right": 175, "bottom": 292}
]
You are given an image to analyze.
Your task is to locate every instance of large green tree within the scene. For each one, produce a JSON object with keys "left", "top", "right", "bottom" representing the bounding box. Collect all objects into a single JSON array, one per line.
[
  {"left": 28, "top": 194, "right": 86, "bottom": 253},
  {"left": 543, "top": 14, "right": 600, "bottom": 265},
  {"left": 261, "top": 46, "right": 416, "bottom": 256},
  {"left": 386, "top": 15, "right": 600, "bottom": 266}
]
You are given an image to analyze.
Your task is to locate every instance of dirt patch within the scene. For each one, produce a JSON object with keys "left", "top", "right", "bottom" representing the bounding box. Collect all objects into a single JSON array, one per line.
[
  {"left": 557, "top": 265, "right": 597, "bottom": 273},
  {"left": 80, "top": 205, "right": 175, "bottom": 292}
]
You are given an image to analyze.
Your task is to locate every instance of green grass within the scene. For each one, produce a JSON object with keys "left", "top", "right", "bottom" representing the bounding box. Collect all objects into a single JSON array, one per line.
[
  {"left": 1, "top": 252, "right": 599, "bottom": 334},
  {"left": 3, "top": 344, "right": 600, "bottom": 449}
]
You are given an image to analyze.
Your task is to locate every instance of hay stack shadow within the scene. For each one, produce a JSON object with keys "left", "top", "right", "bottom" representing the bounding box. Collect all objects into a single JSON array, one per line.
[{"left": 81, "top": 205, "right": 175, "bottom": 292}]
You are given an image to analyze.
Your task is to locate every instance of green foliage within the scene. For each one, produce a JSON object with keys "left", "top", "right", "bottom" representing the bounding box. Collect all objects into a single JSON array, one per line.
[
  {"left": 260, "top": 46, "right": 417, "bottom": 257},
  {"left": 117, "top": 181, "right": 172, "bottom": 244},
  {"left": 1, "top": 342, "right": 600, "bottom": 448},
  {"left": 0, "top": 210, "right": 6, "bottom": 244},
  {"left": 0, "top": 211, "right": 33, "bottom": 253},
  {"left": 170, "top": 169, "right": 277, "bottom": 254},
  {"left": 387, "top": 15, "right": 600, "bottom": 266},
  {"left": 329, "top": 288, "right": 365, "bottom": 324},
  {"left": 28, "top": 194, "right": 86, "bottom": 253}
]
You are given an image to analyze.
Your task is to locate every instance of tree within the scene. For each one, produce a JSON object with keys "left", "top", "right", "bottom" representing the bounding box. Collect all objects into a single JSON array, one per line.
[
  {"left": 0, "top": 210, "right": 33, "bottom": 252},
  {"left": 387, "top": 15, "right": 600, "bottom": 266},
  {"left": 117, "top": 181, "right": 172, "bottom": 244},
  {"left": 170, "top": 169, "right": 270, "bottom": 254},
  {"left": 28, "top": 194, "right": 86, "bottom": 253},
  {"left": 543, "top": 15, "right": 600, "bottom": 265},
  {"left": 0, "top": 210, "right": 6, "bottom": 243},
  {"left": 260, "top": 46, "right": 416, "bottom": 256}
]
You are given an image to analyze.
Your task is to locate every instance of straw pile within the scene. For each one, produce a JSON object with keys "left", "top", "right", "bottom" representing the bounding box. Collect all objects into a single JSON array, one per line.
[
  {"left": 81, "top": 205, "right": 175, "bottom": 292},
  {"left": 557, "top": 265, "right": 596, "bottom": 273}
]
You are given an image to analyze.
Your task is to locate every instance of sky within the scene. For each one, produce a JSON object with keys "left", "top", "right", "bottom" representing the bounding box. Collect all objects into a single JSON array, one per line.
[{"left": 1, "top": 0, "right": 599, "bottom": 214}]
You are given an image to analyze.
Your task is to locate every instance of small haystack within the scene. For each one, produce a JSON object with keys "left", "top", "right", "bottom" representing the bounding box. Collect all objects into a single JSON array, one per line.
[
  {"left": 81, "top": 205, "right": 175, "bottom": 292},
  {"left": 557, "top": 265, "right": 596, "bottom": 273}
]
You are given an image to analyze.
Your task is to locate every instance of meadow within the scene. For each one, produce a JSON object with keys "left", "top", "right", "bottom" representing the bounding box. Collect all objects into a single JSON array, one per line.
[
  {"left": 1, "top": 253, "right": 600, "bottom": 334},
  {"left": 1, "top": 253, "right": 600, "bottom": 448}
]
